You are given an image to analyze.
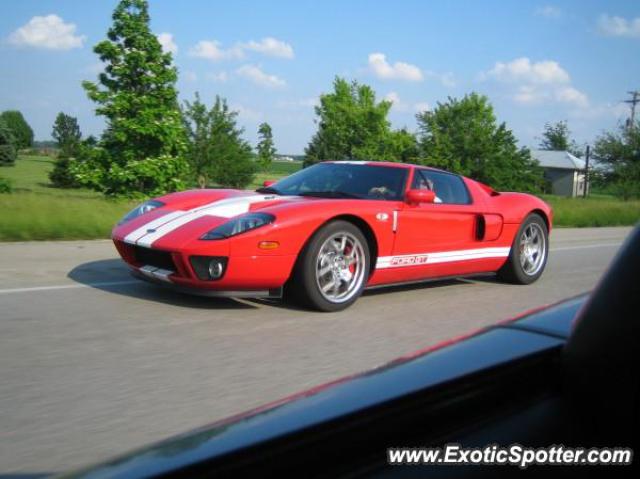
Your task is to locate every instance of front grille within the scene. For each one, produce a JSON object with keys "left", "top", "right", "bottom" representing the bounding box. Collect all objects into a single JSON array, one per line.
[{"left": 132, "top": 246, "right": 175, "bottom": 271}]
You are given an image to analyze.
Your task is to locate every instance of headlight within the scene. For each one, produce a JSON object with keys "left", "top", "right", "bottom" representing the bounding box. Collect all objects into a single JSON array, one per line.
[
  {"left": 201, "top": 213, "right": 275, "bottom": 240},
  {"left": 119, "top": 200, "right": 165, "bottom": 225}
]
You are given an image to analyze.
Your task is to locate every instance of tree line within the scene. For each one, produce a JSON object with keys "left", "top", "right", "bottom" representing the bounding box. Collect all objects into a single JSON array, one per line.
[{"left": 1, "top": 0, "right": 638, "bottom": 200}]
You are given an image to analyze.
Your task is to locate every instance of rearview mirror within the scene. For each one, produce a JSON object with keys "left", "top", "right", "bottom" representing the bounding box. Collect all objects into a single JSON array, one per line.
[
  {"left": 263, "top": 180, "right": 276, "bottom": 187},
  {"left": 406, "top": 189, "right": 435, "bottom": 204}
]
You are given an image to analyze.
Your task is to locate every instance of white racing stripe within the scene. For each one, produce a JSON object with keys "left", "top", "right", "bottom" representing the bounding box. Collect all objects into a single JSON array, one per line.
[
  {"left": 124, "top": 194, "right": 281, "bottom": 247},
  {"left": 376, "top": 247, "right": 511, "bottom": 269}
]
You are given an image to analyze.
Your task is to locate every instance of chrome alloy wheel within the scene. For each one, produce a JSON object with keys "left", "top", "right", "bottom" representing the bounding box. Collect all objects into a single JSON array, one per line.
[
  {"left": 315, "top": 232, "right": 366, "bottom": 304},
  {"left": 519, "top": 223, "right": 546, "bottom": 276}
]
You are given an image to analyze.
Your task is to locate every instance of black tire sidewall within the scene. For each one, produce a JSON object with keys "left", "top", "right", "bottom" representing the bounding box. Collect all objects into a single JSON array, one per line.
[
  {"left": 507, "top": 214, "right": 549, "bottom": 284},
  {"left": 297, "top": 220, "right": 370, "bottom": 312}
]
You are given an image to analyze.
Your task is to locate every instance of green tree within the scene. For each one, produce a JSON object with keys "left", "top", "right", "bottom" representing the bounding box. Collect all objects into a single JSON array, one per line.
[
  {"left": 52, "top": 112, "right": 82, "bottom": 158},
  {"left": 539, "top": 120, "right": 583, "bottom": 157},
  {"left": 417, "top": 93, "right": 542, "bottom": 192},
  {"left": 0, "top": 111, "right": 33, "bottom": 149},
  {"left": 305, "top": 77, "right": 416, "bottom": 165},
  {"left": 0, "top": 119, "right": 17, "bottom": 166},
  {"left": 593, "top": 122, "right": 640, "bottom": 200},
  {"left": 79, "top": 0, "right": 187, "bottom": 196},
  {"left": 182, "top": 94, "right": 255, "bottom": 189},
  {"left": 256, "top": 122, "right": 276, "bottom": 171}
]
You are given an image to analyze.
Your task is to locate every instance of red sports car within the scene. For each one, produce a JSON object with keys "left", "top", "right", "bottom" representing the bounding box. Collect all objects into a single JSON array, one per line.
[{"left": 112, "top": 161, "right": 551, "bottom": 311}]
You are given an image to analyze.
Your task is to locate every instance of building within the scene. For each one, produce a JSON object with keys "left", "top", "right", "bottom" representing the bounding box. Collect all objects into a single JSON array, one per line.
[{"left": 531, "top": 149, "right": 587, "bottom": 197}]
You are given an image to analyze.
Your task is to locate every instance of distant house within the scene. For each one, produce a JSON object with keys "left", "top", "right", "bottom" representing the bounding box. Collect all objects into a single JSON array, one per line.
[{"left": 531, "top": 149, "right": 587, "bottom": 197}]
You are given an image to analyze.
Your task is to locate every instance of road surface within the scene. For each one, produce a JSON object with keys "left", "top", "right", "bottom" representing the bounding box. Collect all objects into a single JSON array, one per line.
[{"left": 0, "top": 226, "right": 632, "bottom": 475}]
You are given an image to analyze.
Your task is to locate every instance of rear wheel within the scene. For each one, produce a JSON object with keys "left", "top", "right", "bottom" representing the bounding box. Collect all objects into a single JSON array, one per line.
[
  {"left": 287, "top": 221, "right": 370, "bottom": 312},
  {"left": 498, "top": 213, "right": 548, "bottom": 284}
]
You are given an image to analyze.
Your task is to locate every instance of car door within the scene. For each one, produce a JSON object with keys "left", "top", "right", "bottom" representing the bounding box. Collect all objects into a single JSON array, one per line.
[{"left": 384, "top": 168, "right": 489, "bottom": 281}]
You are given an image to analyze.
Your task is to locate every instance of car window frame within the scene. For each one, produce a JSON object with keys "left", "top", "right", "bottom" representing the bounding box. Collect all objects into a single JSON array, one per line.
[{"left": 410, "top": 168, "right": 473, "bottom": 205}]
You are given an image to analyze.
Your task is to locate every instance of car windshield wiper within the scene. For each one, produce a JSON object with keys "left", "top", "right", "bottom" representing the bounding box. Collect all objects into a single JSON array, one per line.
[
  {"left": 255, "top": 186, "right": 281, "bottom": 195},
  {"left": 298, "top": 191, "right": 363, "bottom": 199}
]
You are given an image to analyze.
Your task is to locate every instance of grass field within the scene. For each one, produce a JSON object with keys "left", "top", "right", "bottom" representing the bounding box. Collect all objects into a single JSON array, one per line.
[
  {"left": 541, "top": 194, "right": 640, "bottom": 228},
  {"left": 0, "top": 156, "right": 637, "bottom": 241}
]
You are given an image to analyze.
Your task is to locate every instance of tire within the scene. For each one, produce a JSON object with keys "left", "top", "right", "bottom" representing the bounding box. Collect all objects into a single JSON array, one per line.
[
  {"left": 498, "top": 213, "right": 549, "bottom": 285},
  {"left": 287, "top": 220, "right": 370, "bottom": 312}
]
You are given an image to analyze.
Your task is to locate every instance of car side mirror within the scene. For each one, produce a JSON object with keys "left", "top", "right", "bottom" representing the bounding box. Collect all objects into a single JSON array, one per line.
[
  {"left": 263, "top": 180, "right": 276, "bottom": 187},
  {"left": 406, "top": 189, "right": 436, "bottom": 204}
]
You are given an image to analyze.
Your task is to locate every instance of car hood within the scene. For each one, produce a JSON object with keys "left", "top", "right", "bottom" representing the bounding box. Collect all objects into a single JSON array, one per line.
[{"left": 112, "top": 190, "right": 309, "bottom": 249}]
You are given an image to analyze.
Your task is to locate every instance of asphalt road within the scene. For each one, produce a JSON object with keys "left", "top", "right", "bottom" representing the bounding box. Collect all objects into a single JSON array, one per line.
[{"left": 0, "top": 226, "right": 633, "bottom": 476}]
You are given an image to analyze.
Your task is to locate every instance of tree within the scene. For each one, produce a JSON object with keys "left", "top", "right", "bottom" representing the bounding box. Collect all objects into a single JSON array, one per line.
[
  {"left": 0, "top": 111, "right": 33, "bottom": 149},
  {"left": 539, "top": 120, "right": 583, "bottom": 157},
  {"left": 256, "top": 122, "right": 276, "bottom": 171},
  {"left": 182, "top": 94, "right": 255, "bottom": 188},
  {"left": 417, "top": 93, "right": 543, "bottom": 192},
  {"left": 305, "top": 77, "right": 416, "bottom": 165},
  {"left": 593, "top": 122, "right": 640, "bottom": 200},
  {"left": 0, "top": 119, "right": 17, "bottom": 166},
  {"left": 52, "top": 112, "right": 82, "bottom": 158},
  {"left": 79, "top": 0, "right": 187, "bottom": 196}
]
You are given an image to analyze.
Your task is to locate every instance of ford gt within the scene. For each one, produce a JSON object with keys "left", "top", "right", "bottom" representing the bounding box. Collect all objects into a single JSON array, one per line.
[{"left": 112, "top": 161, "right": 552, "bottom": 311}]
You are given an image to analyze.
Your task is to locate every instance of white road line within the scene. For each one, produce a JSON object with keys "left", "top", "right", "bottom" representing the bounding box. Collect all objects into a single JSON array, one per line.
[
  {"left": 0, "top": 241, "right": 624, "bottom": 295},
  {"left": 0, "top": 280, "right": 139, "bottom": 295},
  {"left": 550, "top": 242, "right": 622, "bottom": 252}
]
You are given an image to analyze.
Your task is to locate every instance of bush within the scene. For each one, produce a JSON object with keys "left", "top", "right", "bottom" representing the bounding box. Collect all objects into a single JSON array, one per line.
[
  {"left": 0, "top": 120, "right": 17, "bottom": 166},
  {"left": 0, "top": 176, "right": 12, "bottom": 193},
  {"left": 49, "top": 156, "right": 80, "bottom": 188}
]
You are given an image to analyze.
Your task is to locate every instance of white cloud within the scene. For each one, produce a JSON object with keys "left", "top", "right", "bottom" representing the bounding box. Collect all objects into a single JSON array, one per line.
[
  {"left": 189, "top": 40, "right": 243, "bottom": 61},
  {"left": 368, "top": 53, "right": 423, "bottom": 82},
  {"left": 485, "top": 57, "right": 570, "bottom": 84},
  {"left": 597, "top": 14, "right": 640, "bottom": 38},
  {"left": 534, "top": 5, "right": 562, "bottom": 18},
  {"left": 189, "top": 37, "right": 294, "bottom": 62},
  {"left": 482, "top": 57, "right": 588, "bottom": 109},
  {"left": 183, "top": 70, "right": 198, "bottom": 82},
  {"left": 555, "top": 87, "right": 589, "bottom": 108},
  {"left": 240, "top": 37, "right": 294, "bottom": 59},
  {"left": 206, "top": 71, "right": 228, "bottom": 82},
  {"left": 157, "top": 32, "right": 178, "bottom": 55},
  {"left": 236, "top": 64, "right": 286, "bottom": 88},
  {"left": 8, "top": 14, "right": 85, "bottom": 50},
  {"left": 232, "top": 104, "right": 263, "bottom": 122},
  {"left": 414, "top": 102, "right": 431, "bottom": 113},
  {"left": 384, "top": 91, "right": 409, "bottom": 111}
]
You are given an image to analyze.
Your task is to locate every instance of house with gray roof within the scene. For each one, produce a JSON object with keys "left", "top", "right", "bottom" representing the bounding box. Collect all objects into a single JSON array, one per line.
[{"left": 531, "top": 149, "right": 587, "bottom": 197}]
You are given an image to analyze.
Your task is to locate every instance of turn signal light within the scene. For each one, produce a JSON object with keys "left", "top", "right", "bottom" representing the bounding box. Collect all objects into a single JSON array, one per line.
[{"left": 258, "top": 241, "right": 280, "bottom": 250}]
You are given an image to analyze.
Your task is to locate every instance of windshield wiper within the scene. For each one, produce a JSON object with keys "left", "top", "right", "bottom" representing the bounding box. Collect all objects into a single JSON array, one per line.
[
  {"left": 255, "top": 186, "right": 281, "bottom": 195},
  {"left": 298, "top": 191, "right": 363, "bottom": 199}
]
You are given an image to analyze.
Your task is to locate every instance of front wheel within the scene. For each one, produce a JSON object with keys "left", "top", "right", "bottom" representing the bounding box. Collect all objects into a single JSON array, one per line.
[
  {"left": 288, "top": 221, "right": 370, "bottom": 312},
  {"left": 498, "top": 213, "right": 549, "bottom": 284}
]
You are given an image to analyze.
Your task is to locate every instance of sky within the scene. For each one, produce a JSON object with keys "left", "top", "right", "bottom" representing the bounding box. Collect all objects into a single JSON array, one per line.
[{"left": 1, "top": 0, "right": 639, "bottom": 154}]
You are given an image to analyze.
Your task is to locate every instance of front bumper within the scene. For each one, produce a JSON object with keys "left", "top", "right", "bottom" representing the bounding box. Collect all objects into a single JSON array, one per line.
[
  {"left": 131, "top": 268, "right": 283, "bottom": 298},
  {"left": 113, "top": 239, "right": 296, "bottom": 297}
]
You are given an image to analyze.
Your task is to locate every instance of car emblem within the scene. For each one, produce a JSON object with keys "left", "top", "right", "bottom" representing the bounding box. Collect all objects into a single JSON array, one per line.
[
  {"left": 376, "top": 213, "right": 389, "bottom": 222},
  {"left": 147, "top": 228, "right": 157, "bottom": 233}
]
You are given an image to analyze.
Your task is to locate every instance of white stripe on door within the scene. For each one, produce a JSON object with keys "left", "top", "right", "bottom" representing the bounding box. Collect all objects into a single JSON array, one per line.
[{"left": 376, "top": 247, "right": 510, "bottom": 269}]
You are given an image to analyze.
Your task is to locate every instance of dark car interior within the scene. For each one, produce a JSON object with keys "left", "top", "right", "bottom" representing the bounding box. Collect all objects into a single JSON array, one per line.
[{"left": 63, "top": 226, "right": 639, "bottom": 479}]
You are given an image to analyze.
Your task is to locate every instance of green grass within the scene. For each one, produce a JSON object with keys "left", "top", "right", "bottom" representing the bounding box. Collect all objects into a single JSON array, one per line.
[
  {"left": 541, "top": 194, "right": 640, "bottom": 228},
  {"left": 0, "top": 156, "right": 134, "bottom": 241},
  {"left": 1, "top": 156, "right": 636, "bottom": 240}
]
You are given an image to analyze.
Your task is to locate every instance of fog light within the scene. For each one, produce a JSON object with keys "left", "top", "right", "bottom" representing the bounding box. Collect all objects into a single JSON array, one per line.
[
  {"left": 258, "top": 241, "right": 280, "bottom": 250},
  {"left": 208, "top": 259, "right": 224, "bottom": 279},
  {"left": 190, "top": 256, "right": 228, "bottom": 281}
]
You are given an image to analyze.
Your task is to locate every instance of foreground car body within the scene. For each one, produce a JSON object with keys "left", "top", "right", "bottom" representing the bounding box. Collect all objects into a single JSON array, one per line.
[
  {"left": 112, "top": 161, "right": 552, "bottom": 310},
  {"left": 61, "top": 226, "right": 639, "bottom": 478}
]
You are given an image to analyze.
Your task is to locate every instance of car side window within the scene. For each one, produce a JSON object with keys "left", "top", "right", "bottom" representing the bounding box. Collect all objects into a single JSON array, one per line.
[{"left": 411, "top": 169, "right": 471, "bottom": 205}]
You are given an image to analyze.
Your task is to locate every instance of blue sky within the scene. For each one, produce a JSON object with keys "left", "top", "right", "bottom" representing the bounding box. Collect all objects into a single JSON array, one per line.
[{"left": 1, "top": 0, "right": 639, "bottom": 154}]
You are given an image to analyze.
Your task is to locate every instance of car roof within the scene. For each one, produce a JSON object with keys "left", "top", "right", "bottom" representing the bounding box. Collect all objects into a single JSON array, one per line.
[{"left": 326, "top": 160, "right": 446, "bottom": 173}]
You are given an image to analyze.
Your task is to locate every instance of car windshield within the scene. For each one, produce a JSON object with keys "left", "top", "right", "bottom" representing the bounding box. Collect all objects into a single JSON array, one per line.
[{"left": 258, "top": 162, "right": 408, "bottom": 201}]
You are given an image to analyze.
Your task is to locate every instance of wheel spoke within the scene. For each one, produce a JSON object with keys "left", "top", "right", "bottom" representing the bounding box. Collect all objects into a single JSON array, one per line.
[{"left": 322, "top": 279, "right": 336, "bottom": 293}]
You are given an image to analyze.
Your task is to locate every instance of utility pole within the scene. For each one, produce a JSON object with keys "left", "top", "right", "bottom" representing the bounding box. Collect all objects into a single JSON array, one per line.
[
  {"left": 625, "top": 90, "right": 640, "bottom": 131},
  {"left": 583, "top": 145, "right": 590, "bottom": 198}
]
